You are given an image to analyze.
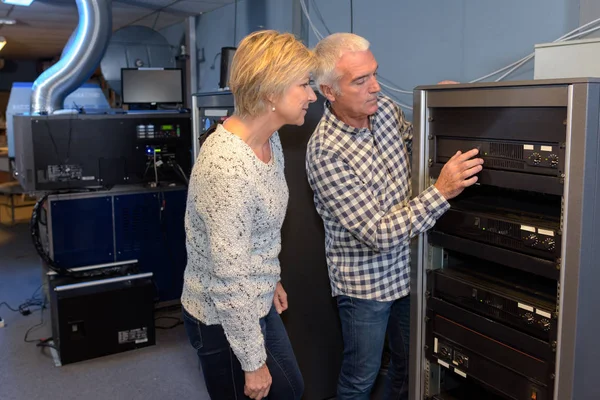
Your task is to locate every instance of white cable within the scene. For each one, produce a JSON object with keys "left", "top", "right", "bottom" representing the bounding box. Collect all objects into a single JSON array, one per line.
[
  {"left": 494, "top": 24, "right": 600, "bottom": 82},
  {"left": 555, "top": 16, "right": 600, "bottom": 41},
  {"left": 303, "top": 0, "right": 600, "bottom": 88},
  {"left": 176, "top": 163, "right": 189, "bottom": 185},
  {"left": 471, "top": 17, "right": 600, "bottom": 83},
  {"left": 495, "top": 53, "right": 534, "bottom": 82},
  {"left": 301, "top": 0, "right": 414, "bottom": 96},
  {"left": 302, "top": 0, "right": 600, "bottom": 86},
  {"left": 299, "top": 1, "right": 413, "bottom": 109},
  {"left": 567, "top": 24, "right": 600, "bottom": 40},
  {"left": 299, "top": 0, "right": 324, "bottom": 40},
  {"left": 310, "top": 0, "right": 332, "bottom": 36},
  {"left": 379, "top": 81, "right": 413, "bottom": 95},
  {"left": 470, "top": 54, "right": 533, "bottom": 83},
  {"left": 301, "top": 0, "right": 413, "bottom": 95},
  {"left": 153, "top": 150, "right": 158, "bottom": 185},
  {"left": 381, "top": 88, "right": 413, "bottom": 110}
]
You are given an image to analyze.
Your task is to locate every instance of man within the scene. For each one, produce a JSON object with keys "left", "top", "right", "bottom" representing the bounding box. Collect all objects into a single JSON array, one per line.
[{"left": 305, "top": 33, "right": 483, "bottom": 399}]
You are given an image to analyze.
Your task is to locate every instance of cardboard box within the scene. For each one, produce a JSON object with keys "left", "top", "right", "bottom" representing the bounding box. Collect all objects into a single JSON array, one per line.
[{"left": 0, "top": 193, "right": 35, "bottom": 225}]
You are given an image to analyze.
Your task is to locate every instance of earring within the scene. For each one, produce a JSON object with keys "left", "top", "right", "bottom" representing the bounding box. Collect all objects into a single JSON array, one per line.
[{"left": 272, "top": 106, "right": 276, "bottom": 112}]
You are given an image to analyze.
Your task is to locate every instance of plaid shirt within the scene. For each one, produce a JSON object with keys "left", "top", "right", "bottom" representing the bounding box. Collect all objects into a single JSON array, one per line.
[{"left": 306, "top": 95, "right": 449, "bottom": 301}]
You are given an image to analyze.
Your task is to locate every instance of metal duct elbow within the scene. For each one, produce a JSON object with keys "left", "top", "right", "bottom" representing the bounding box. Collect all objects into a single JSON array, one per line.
[{"left": 31, "top": 0, "right": 112, "bottom": 115}]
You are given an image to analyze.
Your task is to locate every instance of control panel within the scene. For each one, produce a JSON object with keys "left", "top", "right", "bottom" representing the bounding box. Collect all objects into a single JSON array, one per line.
[
  {"left": 136, "top": 123, "right": 182, "bottom": 139},
  {"left": 436, "top": 138, "right": 565, "bottom": 176}
]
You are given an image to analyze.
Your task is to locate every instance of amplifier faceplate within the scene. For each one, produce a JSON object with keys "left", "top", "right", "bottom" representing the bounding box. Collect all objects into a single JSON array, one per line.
[
  {"left": 431, "top": 268, "right": 556, "bottom": 342},
  {"left": 434, "top": 208, "right": 561, "bottom": 261},
  {"left": 436, "top": 138, "right": 565, "bottom": 177},
  {"left": 427, "top": 311, "right": 553, "bottom": 400}
]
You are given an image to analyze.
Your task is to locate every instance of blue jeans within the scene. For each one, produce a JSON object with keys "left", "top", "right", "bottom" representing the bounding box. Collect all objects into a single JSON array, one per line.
[
  {"left": 336, "top": 294, "right": 410, "bottom": 400},
  {"left": 182, "top": 305, "right": 304, "bottom": 400}
]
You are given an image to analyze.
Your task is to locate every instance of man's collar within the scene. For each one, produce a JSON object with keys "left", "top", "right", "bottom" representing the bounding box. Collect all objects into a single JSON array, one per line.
[{"left": 323, "top": 100, "right": 373, "bottom": 136}]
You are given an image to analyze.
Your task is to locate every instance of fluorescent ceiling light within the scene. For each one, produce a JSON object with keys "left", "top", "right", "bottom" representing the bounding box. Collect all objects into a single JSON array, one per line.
[
  {"left": 0, "top": 18, "right": 17, "bottom": 25},
  {"left": 0, "top": 36, "right": 6, "bottom": 52},
  {"left": 2, "top": 0, "right": 35, "bottom": 6}
]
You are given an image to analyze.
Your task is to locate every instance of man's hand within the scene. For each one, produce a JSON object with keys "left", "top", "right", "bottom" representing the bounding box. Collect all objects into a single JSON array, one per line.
[
  {"left": 437, "top": 80, "right": 459, "bottom": 84},
  {"left": 245, "top": 364, "right": 272, "bottom": 399},
  {"left": 434, "top": 148, "right": 483, "bottom": 200},
  {"left": 273, "top": 282, "right": 288, "bottom": 314}
]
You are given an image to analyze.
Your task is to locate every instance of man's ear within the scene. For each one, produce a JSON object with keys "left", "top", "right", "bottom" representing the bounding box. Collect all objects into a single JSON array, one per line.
[{"left": 320, "top": 84, "right": 337, "bottom": 103}]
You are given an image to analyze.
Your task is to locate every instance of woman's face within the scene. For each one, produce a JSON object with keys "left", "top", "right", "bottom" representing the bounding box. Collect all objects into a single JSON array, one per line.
[{"left": 273, "top": 74, "right": 317, "bottom": 126}]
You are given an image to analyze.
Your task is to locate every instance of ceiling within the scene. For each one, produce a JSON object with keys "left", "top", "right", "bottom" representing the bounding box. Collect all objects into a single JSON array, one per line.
[{"left": 0, "top": 0, "right": 234, "bottom": 59}]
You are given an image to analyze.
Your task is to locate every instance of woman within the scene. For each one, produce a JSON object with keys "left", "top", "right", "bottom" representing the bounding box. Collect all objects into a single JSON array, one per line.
[{"left": 181, "top": 30, "right": 317, "bottom": 400}]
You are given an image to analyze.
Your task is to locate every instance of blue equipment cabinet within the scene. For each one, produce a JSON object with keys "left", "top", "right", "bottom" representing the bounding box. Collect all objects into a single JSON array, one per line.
[
  {"left": 46, "top": 185, "right": 188, "bottom": 303},
  {"left": 49, "top": 195, "right": 114, "bottom": 268}
]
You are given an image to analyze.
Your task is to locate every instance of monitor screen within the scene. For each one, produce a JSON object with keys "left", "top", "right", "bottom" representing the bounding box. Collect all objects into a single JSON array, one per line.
[{"left": 121, "top": 68, "right": 183, "bottom": 105}]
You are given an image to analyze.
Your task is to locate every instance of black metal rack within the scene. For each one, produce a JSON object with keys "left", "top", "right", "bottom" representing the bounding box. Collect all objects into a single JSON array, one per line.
[{"left": 410, "top": 79, "right": 600, "bottom": 400}]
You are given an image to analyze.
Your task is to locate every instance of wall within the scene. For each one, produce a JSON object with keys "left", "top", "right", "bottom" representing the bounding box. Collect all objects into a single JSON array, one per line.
[
  {"left": 194, "top": 0, "right": 294, "bottom": 93},
  {"left": 159, "top": 21, "right": 186, "bottom": 58},
  {"left": 306, "top": 0, "right": 584, "bottom": 117},
  {"left": 580, "top": 0, "right": 600, "bottom": 37},
  {"left": 193, "top": 0, "right": 600, "bottom": 113},
  {"left": 0, "top": 60, "right": 38, "bottom": 92}
]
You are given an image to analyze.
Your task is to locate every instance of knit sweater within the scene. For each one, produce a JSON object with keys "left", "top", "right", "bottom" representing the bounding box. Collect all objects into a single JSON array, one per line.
[{"left": 181, "top": 124, "right": 289, "bottom": 372}]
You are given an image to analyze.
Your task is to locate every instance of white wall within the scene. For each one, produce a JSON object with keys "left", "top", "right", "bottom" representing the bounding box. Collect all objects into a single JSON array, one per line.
[
  {"left": 192, "top": 0, "right": 600, "bottom": 112},
  {"left": 159, "top": 21, "right": 186, "bottom": 57},
  {"left": 307, "top": 0, "right": 582, "bottom": 111},
  {"left": 195, "top": 0, "right": 294, "bottom": 93}
]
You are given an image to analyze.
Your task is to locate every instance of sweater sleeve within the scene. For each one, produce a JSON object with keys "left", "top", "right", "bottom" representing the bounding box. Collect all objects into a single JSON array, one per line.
[{"left": 194, "top": 172, "right": 266, "bottom": 372}]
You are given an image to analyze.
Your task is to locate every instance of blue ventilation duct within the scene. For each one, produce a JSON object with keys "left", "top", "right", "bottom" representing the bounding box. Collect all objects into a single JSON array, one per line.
[{"left": 30, "top": 0, "right": 112, "bottom": 114}]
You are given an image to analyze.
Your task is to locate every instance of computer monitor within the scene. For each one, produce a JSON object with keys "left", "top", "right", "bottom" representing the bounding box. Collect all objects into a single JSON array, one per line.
[{"left": 121, "top": 68, "right": 183, "bottom": 105}]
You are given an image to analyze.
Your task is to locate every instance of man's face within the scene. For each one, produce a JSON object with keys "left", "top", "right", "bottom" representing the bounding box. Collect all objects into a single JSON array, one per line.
[{"left": 324, "top": 49, "right": 380, "bottom": 122}]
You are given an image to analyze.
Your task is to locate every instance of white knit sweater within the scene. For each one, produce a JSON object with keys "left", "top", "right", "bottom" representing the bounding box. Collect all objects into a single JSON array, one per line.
[{"left": 181, "top": 124, "right": 289, "bottom": 371}]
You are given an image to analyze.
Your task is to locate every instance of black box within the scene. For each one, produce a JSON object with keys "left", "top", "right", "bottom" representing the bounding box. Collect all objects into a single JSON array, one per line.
[
  {"left": 426, "top": 307, "right": 554, "bottom": 400},
  {"left": 48, "top": 263, "right": 156, "bottom": 365},
  {"left": 13, "top": 113, "right": 192, "bottom": 192}
]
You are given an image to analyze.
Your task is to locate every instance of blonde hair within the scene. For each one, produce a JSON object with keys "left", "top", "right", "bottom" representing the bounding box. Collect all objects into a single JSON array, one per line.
[
  {"left": 313, "top": 33, "right": 370, "bottom": 95},
  {"left": 228, "top": 30, "right": 317, "bottom": 118}
]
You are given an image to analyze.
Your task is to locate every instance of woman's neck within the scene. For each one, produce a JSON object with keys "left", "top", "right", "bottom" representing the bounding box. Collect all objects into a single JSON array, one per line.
[{"left": 223, "top": 113, "right": 281, "bottom": 149}]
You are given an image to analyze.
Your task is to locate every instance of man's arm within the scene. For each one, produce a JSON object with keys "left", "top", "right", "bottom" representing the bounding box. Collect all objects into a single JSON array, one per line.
[{"left": 307, "top": 153, "right": 449, "bottom": 253}]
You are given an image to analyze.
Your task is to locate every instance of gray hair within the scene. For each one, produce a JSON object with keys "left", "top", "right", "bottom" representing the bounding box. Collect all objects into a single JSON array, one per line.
[{"left": 313, "top": 33, "right": 370, "bottom": 95}]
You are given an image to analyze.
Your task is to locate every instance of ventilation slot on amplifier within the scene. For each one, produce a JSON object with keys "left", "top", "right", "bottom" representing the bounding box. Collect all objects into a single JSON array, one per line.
[
  {"left": 481, "top": 232, "right": 523, "bottom": 250},
  {"left": 444, "top": 290, "right": 522, "bottom": 327},
  {"left": 485, "top": 220, "right": 521, "bottom": 239},
  {"left": 486, "top": 159, "right": 525, "bottom": 170},
  {"left": 489, "top": 143, "right": 523, "bottom": 160},
  {"left": 469, "top": 295, "right": 540, "bottom": 336},
  {"left": 478, "top": 292, "right": 519, "bottom": 316}
]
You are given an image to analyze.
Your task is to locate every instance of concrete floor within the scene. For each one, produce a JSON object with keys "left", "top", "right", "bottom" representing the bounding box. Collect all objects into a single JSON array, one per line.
[{"left": 0, "top": 223, "right": 209, "bottom": 400}]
